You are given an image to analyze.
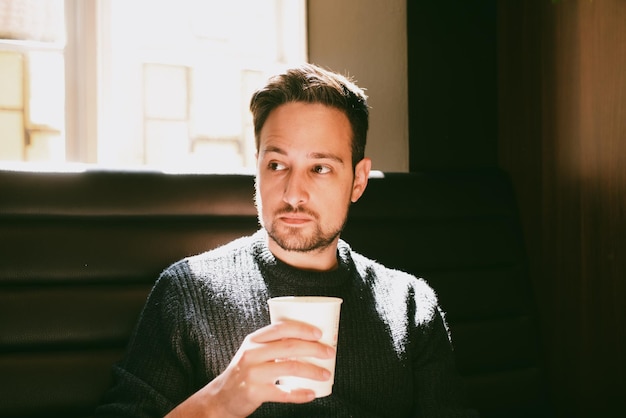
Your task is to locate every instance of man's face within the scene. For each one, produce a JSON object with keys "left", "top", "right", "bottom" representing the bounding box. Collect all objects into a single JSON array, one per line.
[{"left": 255, "top": 102, "right": 370, "bottom": 261}]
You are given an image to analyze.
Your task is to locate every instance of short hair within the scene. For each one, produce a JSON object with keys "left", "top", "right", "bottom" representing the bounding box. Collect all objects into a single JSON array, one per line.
[{"left": 250, "top": 63, "right": 369, "bottom": 168}]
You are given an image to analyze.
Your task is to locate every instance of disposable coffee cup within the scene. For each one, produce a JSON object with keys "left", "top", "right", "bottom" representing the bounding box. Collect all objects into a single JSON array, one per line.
[{"left": 267, "top": 296, "right": 342, "bottom": 397}]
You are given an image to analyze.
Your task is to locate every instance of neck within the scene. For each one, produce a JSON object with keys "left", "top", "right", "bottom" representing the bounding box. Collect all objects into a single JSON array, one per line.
[{"left": 266, "top": 236, "right": 339, "bottom": 272}]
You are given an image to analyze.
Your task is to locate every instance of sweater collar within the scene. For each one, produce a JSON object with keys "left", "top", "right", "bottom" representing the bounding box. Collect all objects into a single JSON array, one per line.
[{"left": 251, "top": 229, "right": 353, "bottom": 293}]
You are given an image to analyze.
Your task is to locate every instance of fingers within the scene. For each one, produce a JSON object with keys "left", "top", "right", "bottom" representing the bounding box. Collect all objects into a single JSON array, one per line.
[
  {"left": 217, "top": 347, "right": 331, "bottom": 413},
  {"left": 235, "top": 336, "right": 335, "bottom": 382},
  {"left": 240, "top": 359, "right": 330, "bottom": 406},
  {"left": 267, "top": 338, "right": 336, "bottom": 362},
  {"left": 237, "top": 378, "right": 318, "bottom": 406},
  {"left": 239, "top": 322, "right": 335, "bottom": 368},
  {"left": 250, "top": 320, "right": 323, "bottom": 343},
  {"left": 204, "top": 321, "right": 336, "bottom": 416},
  {"left": 258, "top": 357, "right": 332, "bottom": 383}
]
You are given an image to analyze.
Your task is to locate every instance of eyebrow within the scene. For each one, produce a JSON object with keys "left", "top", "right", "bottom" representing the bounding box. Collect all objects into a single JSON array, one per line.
[
  {"left": 309, "top": 152, "right": 345, "bottom": 165},
  {"left": 261, "top": 145, "right": 287, "bottom": 156},
  {"left": 261, "top": 146, "right": 345, "bottom": 166}
]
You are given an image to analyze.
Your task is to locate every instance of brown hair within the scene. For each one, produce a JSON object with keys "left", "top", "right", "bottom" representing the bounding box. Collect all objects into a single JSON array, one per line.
[{"left": 250, "top": 63, "right": 369, "bottom": 168}]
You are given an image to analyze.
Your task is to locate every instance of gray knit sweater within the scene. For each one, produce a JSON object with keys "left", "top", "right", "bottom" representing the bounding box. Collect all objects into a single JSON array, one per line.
[{"left": 95, "top": 230, "right": 477, "bottom": 417}]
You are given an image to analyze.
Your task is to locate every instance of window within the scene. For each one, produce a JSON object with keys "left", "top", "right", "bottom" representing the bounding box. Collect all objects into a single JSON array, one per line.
[
  {"left": 0, "top": 0, "right": 65, "bottom": 163},
  {"left": 0, "top": 0, "right": 307, "bottom": 172}
]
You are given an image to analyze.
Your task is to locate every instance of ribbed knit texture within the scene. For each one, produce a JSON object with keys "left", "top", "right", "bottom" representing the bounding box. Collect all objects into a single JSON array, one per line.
[{"left": 95, "top": 230, "right": 478, "bottom": 418}]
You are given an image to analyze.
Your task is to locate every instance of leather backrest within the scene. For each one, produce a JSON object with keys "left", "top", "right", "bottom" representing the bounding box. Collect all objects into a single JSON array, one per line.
[{"left": 0, "top": 168, "right": 550, "bottom": 417}]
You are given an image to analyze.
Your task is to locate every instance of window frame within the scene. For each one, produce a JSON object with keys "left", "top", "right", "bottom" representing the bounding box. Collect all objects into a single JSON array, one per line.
[{"left": 64, "top": 0, "right": 99, "bottom": 163}]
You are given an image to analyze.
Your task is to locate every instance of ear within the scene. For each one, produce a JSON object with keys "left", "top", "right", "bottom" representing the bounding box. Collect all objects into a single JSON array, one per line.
[{"left": 351, "top": 157, "right": 371, "bottom": 203}]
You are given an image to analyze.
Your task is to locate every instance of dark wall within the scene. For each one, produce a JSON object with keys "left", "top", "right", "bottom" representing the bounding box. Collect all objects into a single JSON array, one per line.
[
  {"left": 407, "top": 1, "right": 626, "bottom": 417},
  {"left": 498, "top": 1, "right": 626, "bottom": 417},
  {"left": 407, "top": 0, "right": 498, "bottom": 170}
]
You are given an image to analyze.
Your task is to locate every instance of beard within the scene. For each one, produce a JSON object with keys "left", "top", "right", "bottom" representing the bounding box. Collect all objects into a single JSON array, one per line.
[
  {"left": 255, "top": 187, "right": 347, "bottom": 253},
  {"left": 266, "top": 210, "right": 344, "bottom": 253}
]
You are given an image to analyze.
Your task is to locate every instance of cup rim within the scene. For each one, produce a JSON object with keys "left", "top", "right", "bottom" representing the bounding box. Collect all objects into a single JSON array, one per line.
[{"left": 268, "top": 296, "right": 343, "bottom": 305}]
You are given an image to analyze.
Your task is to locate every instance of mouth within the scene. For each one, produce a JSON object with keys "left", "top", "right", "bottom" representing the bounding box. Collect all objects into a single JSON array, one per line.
[
  {"left": 278, "top": 214, "right": 313, "bottom": 226},
  {"left": 275, "top": 207, "right": 317, "bottom": 226}
]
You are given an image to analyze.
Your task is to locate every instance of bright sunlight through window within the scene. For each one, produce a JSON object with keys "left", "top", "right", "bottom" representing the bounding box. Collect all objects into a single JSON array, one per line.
[{"left": 0, "top": 0, "right": 307, "bottom": 172}]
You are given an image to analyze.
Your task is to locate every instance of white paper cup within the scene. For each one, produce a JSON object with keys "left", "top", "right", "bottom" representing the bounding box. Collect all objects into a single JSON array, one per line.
[{"left": 267, "top": 296, "right": 342, "bottom": 397}]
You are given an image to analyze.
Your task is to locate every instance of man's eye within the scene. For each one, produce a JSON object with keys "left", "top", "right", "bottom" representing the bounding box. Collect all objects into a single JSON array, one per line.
[
  {"left": 269, "top": 162, "right": 287, "bottom": 171},
  {"left": 313, "top": 165, "right": 332, "bottom": 174}
]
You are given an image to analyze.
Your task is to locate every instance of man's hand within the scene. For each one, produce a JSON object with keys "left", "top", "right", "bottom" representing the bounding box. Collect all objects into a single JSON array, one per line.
[{"left": 166, "top": 320, "right": 335, "bottom": 418}]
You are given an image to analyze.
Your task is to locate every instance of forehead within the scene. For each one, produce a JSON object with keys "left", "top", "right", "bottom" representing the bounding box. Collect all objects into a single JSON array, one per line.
[{"left": 259, "top": 102, "right": 353, "bottom": 155}]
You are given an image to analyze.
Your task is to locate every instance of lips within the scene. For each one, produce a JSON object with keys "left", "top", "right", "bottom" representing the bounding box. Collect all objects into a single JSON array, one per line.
[
  {"left": 278, "top": 214, "right": 313, "bottom": 225},
  {"left": 275, "top": 207, "right": 316, "bottom": 225}
]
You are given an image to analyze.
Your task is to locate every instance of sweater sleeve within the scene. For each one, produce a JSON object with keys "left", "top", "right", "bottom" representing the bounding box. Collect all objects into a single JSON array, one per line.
[
  {"left": 411, "top": 294, "right": 480, "bottom": 418},
  {"left": 94, "top": 264, "right": 197, "bottom": 418}
]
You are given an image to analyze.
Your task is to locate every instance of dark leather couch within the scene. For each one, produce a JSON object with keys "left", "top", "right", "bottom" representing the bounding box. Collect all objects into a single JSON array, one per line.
[{"left": 0, "top": 168, "right": 551, "bottom": 417}]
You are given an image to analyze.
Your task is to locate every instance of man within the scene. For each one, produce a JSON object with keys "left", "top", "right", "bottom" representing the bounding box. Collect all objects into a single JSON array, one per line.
[{"left": 95, "top": 63, "right": 477, "bottom": 417}]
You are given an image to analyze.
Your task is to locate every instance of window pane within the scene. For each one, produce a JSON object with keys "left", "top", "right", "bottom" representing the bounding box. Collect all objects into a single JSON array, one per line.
[
  {"left": 0, "top": 111, "right": 23, "bottom": 160},
  {"left": 144, "top": 64, "right": 189, "bottom": 120},
  {"left": 26, "top": 129, "right": 64, "bottom": 162},
  {"left": 28, "top": 51, "right": 64, "bottom": 127},
  {"left": 0, "top": 0, "right": 65, "bottom": 165},
  {"left": 102, "top": 0, "right": 306, "bottom": 171},
  {"left": 144, "top": 120, "right": 189, "bottom": 166},
  {"left": 0, "top": 50, "right": 23, "bottom": 108},
  {"left": 0, "top": 0, "right": 306, "bottom": 170},
  {"left": 0, "top": 0, "right": 65, "bottom": 43}
]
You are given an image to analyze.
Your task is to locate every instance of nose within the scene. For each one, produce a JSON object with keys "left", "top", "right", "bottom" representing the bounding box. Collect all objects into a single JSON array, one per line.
[{"left": 283, "top": 171, "right": 309, "bottom": 208}]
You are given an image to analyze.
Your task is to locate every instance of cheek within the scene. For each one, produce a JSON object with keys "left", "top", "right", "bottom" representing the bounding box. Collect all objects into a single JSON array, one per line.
[
  {"left": 321, "top": 186, "right": 352, "bottom": 213},
  {"left": 257, "top": 181, "right": 281, "bottom": 211}
]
